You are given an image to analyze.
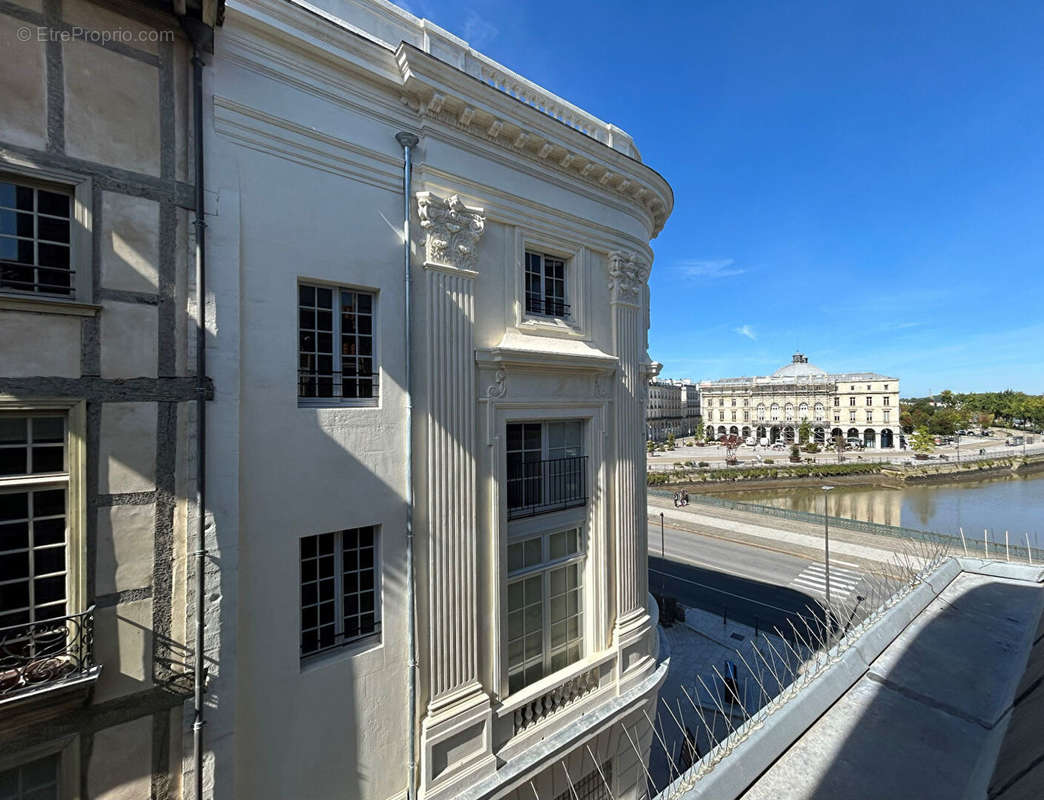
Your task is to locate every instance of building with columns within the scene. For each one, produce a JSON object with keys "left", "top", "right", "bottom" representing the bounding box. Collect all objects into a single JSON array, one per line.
[
  {"left": 700, "top": 354, "right": 901, "bottom": 448},
  {"left": 200, "top": 1, "right": 673, "bottom": 799}
]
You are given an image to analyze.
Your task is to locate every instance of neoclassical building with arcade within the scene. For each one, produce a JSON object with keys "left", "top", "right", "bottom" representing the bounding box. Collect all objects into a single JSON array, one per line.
[{"left": 699, "top": 354, "right": 901, "bottom": 448}]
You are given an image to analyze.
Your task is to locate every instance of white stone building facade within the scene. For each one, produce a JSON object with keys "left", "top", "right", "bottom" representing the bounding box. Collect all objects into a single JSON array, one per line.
[
  {"left": 201, "top": 2, "right": 673, "bottom": 800},
  {"left": 700, "top": 354, "right": 901, "bottom": 448},
  {"left": 647, "top": 379, "right": 699, "bottom": 441}
]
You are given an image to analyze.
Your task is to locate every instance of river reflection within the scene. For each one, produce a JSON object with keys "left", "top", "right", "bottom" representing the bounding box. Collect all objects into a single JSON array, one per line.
[{"left": 703, "top": 471, "right": 1044, "bottom": 548}]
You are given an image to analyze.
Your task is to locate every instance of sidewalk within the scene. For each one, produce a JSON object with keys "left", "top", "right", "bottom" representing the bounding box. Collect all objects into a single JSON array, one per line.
[{"left": 648, "top": 496, "right": 932, "bottom": 569}]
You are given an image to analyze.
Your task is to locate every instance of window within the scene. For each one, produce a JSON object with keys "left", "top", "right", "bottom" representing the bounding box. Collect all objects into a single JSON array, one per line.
[
  {"left": 731, "top": 411, "right": 736, "bottom": 422},
  {"left": 0, "top": 754, "right": 59, "bottom": 800},
  {"left": 849, "top": 410, "right": 856, "bottom": 423},
  {"left": 814, "top": 403, "right": 824, "bottom": 422},
  {"left": 785, "top": 404, "right": 794, "bottom": 421},
  {"left": 834, "top": 413, "right": 840, "bottom": 423},
  {"left": 731, "top": 399, "right": 736, "bottom": 407},
  {"left": 866, "top": 411, "right": 873, "bottom": 423},
  {"left": 770, "top": 404, "right": 779, "bottom": 421},
  {"left": 0, "top": 179, "right": 73, "bottom": 297},
  {"left": 799, "top": 403, "right": 809, "bottom": 419},
  {"left": 507, "top": 527, "right": 584, "bottom": 693},
  {"left": 299, "top": 526, "right": 380, "bottom": 659},
  {"left": 552, "top": 761, "right": 612, "bottom": 800},
  {"left": 884, "top": 384, "right": 889, "bottom": 390},
  {"left": 298, "top": 283, "right": 377, "bottom": 404},
  {"left": 525, "top": 251, "right": 567, "bottom": 318},
  {"left": 866, "top": 384, "right": 871, "bottom": 390},
  {"left": 866, "top": 396, "right": 873, "bottom": 406},
  {"left": 756, "top": 404, "right": 765, "bottom": 421},
  {"left": 849, "top": 397, "right": 856, "bottom": 406},
  {"left": 743, "top": 398, "right": 749, "bottom": 407},
  {"left": 743, "top": 411, "right": 749, "bottom": 422},
  {"left": 883, "top": 410, "right": 890, "bottom": 423},
  {"left": 833, "top": 397, "right": 839, "bottom": 407},
  {"left": 1, "top": 414, "right": 69, "bottom": 631},
  {"left": 883, "top": 397, "right": 890, "bottom": 406},
  {"left": 506, "top": 422, "right": 586, "bottom": 519}
]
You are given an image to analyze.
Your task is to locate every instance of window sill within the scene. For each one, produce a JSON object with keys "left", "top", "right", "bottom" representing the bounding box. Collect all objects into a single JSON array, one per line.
[
  {"left": 495, "top": 649, "right": 615, "bottom": 718},
  {"left": 300, "top": 632, "right": 381, "bottom": 673},
  {"left": 297, "top": 398, "right": 379, "bottom": 409},
  {"left": 518, "top": 314, "right": 584, "bottom": 339},
  {"left": 0, "top": 295, "right": 100, "bottom": 317}
]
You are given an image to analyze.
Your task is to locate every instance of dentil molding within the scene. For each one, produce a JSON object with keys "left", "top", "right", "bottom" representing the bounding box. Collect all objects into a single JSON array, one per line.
[{"left": 417, "top": 191, "right": 486, "bottom": 272}]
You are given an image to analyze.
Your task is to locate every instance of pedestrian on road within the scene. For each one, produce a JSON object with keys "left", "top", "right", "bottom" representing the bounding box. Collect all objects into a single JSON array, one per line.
[
  {"left": 673, "top": 491, "right": 680, "bottom": 507},
  {"left": 681, "top": 490, "right": 689, "bottom": 506}
]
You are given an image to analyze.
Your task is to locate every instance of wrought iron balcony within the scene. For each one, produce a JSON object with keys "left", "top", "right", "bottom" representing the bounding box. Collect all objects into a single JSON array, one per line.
[
  {"left": 0, "top": 607, "right": 95, "bottom": 702},
  {"left": 507, "top": 455, "right": 588, "bottom": 520},
  {"left": 524, "top": 293, "right": 571, "bottom": 319}
]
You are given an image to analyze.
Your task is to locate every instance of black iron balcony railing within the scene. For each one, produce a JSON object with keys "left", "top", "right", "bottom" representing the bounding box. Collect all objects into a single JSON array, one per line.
[
  {"left": 0, "top": 607, "right": 95, "bottom": 700},
  {"left": 0, "top": 260, "right": 75, "bottom": 296},
  {"left": 507, "top": 455, "right": 587, "bottom": 519},
  {"left": 298, "top": 369, "right": 379, "bottom": 401},
  {"left": 524, "top": 293, "right": 571, "bottom": 319}
]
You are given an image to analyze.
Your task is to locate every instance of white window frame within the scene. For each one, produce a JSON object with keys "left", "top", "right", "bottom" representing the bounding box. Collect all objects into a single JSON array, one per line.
[
  {"left": 297, "top": 280, "right": 379, "bottom": 409},
  {"left": 511, "top": 228, "right": 588, "bottom": 339},
  {"left": 505, "top": 524, "right": 586, "bottom": 694},
  {"left": 0, "top": 165, "right": 93, "bottom": 308},
  {"left": 299, "top": 525, "right": 382, "bottom": 663},
  {"left": 0, "top": 400, "right": 86, "bottom": 630}
]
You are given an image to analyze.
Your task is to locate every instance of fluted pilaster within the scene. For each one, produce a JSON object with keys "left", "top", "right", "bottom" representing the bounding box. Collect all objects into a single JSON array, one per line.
[
  {"left": 418, "top": 192, "right": 485, "bottom": 704},
  {"left": 608, "top": 250, "right": 651, "bottom": 622}
]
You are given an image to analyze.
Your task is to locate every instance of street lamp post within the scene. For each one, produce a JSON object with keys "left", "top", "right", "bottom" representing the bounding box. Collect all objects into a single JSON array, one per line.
[{"left": 822, "top": 486, "right": 835, "bottom": 611}]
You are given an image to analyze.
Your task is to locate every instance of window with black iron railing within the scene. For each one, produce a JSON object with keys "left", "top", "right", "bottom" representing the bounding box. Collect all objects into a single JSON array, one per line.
[
  {"left": 0, "top": 180, "right": 74, "bottom": 298},
  {"left": 506, "top": 455, "right": 588, "bottom": 519},
  {"left": 524, "top": 293, "right": 571, "bottom": 319}
]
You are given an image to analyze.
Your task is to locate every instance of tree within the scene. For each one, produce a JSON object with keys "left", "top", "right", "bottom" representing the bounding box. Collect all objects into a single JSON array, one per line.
[
  {"left": 798, "top": 420, "right": 812, "bottom": 445},
  {"left": 911, "top": 427, "right": 935, "bottom": 456},
  {"left": 695, "top": 424, "right": 706, "bottom": 443},
  {"left": 666, "top": 432, "right": 676, "bottom": 450},
  {"left": 975, "top": 411, "right": 995, "bottom": 432}
]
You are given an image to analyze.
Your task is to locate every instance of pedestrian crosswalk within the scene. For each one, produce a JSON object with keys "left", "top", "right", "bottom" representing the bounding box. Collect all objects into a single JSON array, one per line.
[{"left": 790, "top": 562, "right": 863, "bottom": 601}]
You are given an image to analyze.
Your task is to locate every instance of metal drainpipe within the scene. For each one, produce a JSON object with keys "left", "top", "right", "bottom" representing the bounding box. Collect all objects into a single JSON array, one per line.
[
  {"left": 395, "top": 131, "right": 420, "bottom": 800},
  {"left": 181, "top": 17, "right": 211, "bottom": 800}
]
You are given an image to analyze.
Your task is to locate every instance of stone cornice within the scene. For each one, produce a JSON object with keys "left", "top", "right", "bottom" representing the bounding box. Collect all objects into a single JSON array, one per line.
[
  {"left": 607, "top": 250, "right": 651, "bottom": 304},
  {"left": 417, "top": 192, "right": 486, "bottom": 272},
  {"left": 396, "top": 43, "right": 672, "bottom": 237}
]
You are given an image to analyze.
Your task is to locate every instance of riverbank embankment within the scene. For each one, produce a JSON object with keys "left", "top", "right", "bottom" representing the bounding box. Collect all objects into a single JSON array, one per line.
[{"left": 648, "top": 453, "right": 1044, "bottom": 493}]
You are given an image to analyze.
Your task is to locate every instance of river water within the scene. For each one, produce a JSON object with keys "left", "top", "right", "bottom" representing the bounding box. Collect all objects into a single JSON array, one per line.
[{"left": 702, "top": 471, "right": 1044, "bottom": 548}]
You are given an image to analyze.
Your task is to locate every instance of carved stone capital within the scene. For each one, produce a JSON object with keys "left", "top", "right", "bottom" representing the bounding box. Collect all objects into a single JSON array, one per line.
[
  {"left": 416, "top": 192, "right": 486, "bottom": 272},
  {"left": 607, "top": 250, "right": 650, "bottom": 303}
]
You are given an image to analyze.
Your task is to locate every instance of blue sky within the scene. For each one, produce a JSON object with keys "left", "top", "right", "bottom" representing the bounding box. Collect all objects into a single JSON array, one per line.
[{"left": 400, "top": 0, "right": 1044, "bottom": 396}]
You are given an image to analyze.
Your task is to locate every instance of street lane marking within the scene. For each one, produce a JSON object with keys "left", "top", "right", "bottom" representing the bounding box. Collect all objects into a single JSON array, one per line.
[{"left": 790, "top": 563, "right": 863, "bottom": 601}]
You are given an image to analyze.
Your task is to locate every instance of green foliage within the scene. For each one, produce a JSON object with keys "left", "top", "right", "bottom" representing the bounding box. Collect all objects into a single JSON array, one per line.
[
  {"left": 798, "top": 420, "right": 812, "bottom": 444},
  {"left": 647, "top": 461, "right": 881, "bottom": 486},
  {"left": 646, "top": 439, "right": 655, "bottom": 453},
  {"left": 790, "top": 444, "right": 801, "bottom": 459},
  {"left": 901, "top": 390, "right": 1044, "bottom": 433},
  {"left": 910, "top": 427, "right": 935, "bottom": 454},
  {"left": 666, "top": 433, "right": 676, "bottom": 450}
]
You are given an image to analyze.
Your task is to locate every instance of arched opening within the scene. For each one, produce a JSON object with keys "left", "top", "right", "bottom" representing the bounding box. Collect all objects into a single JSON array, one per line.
[
  {"left": 756, "top": 425, "right": 767, "bottom": 442},
  {"left": 770, "top": 426, "right": 781, "bottom": 444},
  {"left": 864, "top": 428, "right": 876, "bottom": 448},
  {"left": 742, "top": 426, "right": 751, "bottom": 440},
  {"left": 847, "top": 427, "right": 860, "bottom": 445},
  {"left": 814, "top": 426, "right": 825, "bottom": 444},
  {"left": 783, "top": 426, "right": 795, "bottom": 444},
  {"left": 717, "top": 426, "right": 726, "bottom": 437},
  {"left": 831, "top": 427, "right": 844, "bottom": 442},
  {"left": 881, "top": 428, "right": 894, "bottom": 448},
  {"left": 729, "top": 425, "right": 739, "bottom": 436}
]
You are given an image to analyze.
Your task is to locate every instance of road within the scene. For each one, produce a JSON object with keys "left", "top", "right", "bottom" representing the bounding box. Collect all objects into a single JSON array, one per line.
[{"left": 647, "top": 520, "right": 865, "bottom": 634}]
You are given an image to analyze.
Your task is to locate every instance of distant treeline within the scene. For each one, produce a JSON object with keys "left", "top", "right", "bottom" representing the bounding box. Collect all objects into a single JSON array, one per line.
[{"left": 901, "top": 390, "right": 1044, "bottom": 434}]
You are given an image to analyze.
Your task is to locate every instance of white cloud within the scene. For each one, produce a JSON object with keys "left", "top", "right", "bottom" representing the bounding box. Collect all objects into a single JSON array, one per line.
[
  {"left": 677, "top": 258, "right": 746, "bottom": 279},
  {"left": 734, "top": 324, "right": 757, "bottom": 341},
  {"left": 462, "top": 10, "right": 499, "bottom": 49}
]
